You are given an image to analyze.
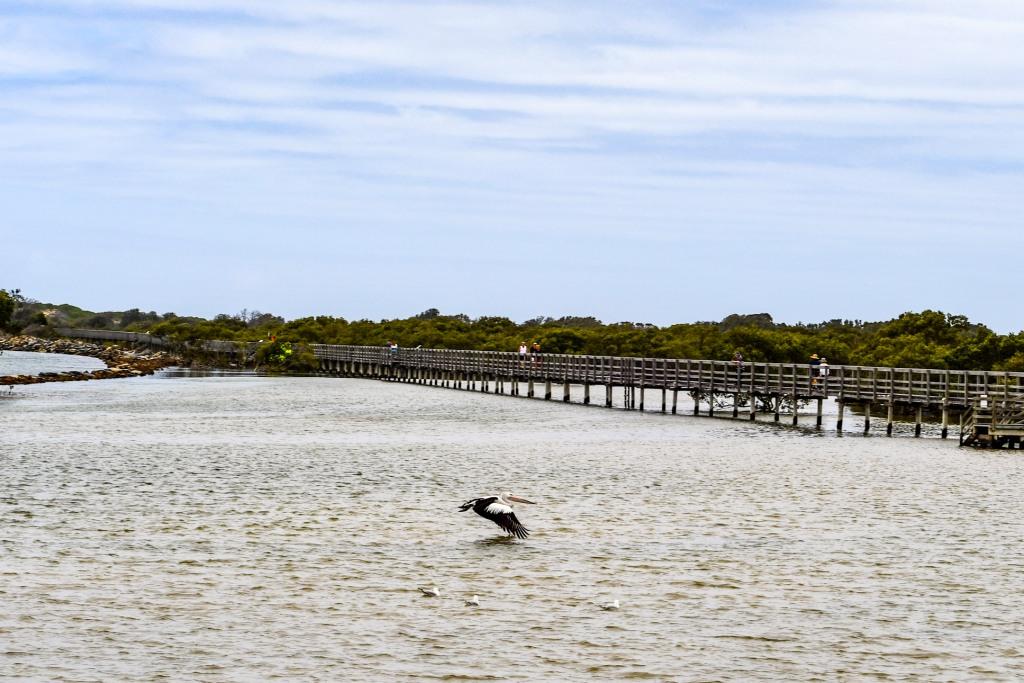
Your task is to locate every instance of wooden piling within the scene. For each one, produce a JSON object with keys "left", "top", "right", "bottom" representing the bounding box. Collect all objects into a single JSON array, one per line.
[
  {"left": 886, "top": 401, "right": 894, "bottom": 436},
  {"left": 816, "top": 397, "right": 823, "bottom": 427},
  {"left": 863, "top": 402, "right": 872, "bottom": 434},
  {"left": 672, "top": 389, "right": 678, "bottom": 415},
  {"left": 915, "top": 405, "right": 923, "bottom": 437},
  {"left": 837, "top": 399, "right": 845, "bottom": 432}
]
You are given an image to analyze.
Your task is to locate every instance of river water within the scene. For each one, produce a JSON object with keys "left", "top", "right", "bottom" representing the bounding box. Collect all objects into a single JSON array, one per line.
[
  {"left": 0, "top": 349, "right": 106, "bottom": 376},
  {"left": 2, "top": 363, "right": 1023, "bottom": 681}
]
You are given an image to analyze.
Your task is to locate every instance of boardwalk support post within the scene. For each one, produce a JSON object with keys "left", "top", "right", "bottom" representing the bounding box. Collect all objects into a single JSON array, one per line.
[{"left": 837, "top": 399, "right": 845, "bottom": 433}]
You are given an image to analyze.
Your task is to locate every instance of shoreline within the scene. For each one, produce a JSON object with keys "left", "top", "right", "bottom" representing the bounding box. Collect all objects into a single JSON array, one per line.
[{"left": 0, "top": 335, "right": 181, "bottom": 386}]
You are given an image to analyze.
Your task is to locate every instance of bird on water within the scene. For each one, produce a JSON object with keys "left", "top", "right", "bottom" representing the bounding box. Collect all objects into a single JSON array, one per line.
[
  {"left": 465, "top": 595, "right": 480, "bottom": 607},
  {"left": 600, "top": 599, "right": 620, "bottom": 611},
  {"left": 458, "top": 492, "right": 535, "bottom": 539},
  {"left": 418, "top": 585, "right": 440, "bottom": 597}
]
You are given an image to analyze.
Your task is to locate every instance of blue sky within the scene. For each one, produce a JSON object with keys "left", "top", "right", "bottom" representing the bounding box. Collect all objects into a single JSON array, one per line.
[{"left": 2, "top": 0, "right": 1022, "bottom": 331}]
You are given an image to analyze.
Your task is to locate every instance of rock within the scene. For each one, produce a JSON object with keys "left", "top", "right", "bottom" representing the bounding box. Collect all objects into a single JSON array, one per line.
[{"left": 0, "top": 334, "right": 181, "bottom": 386}]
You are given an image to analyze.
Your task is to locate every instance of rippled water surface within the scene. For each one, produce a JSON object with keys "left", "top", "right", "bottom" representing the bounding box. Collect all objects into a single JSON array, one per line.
[{"left": 2, "top": 370, "right": 1023, "bottom": 681}]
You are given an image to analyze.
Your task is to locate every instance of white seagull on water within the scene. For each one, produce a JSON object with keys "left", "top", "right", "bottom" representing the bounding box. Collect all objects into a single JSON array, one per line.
[
  {"left": 418, "top": 585, "right": 440, "bottom": 597},
  {"left": 465, "top": 595, "right": 480, "bottom": 607},
  {"left": 458, "top": 492, "right": 535, "bottom": 538},
  {"left": 600, "top": 599, "right": 620, "bottom": 611}
]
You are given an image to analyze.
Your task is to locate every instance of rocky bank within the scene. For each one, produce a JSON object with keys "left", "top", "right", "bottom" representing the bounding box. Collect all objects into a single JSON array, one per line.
[{"left": 0, "top": 335, "right": 181, "bottom": 386}]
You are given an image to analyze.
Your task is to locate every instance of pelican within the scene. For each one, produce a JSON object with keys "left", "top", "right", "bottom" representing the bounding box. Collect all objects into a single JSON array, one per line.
[
  {"left": 418, "top": 585, "right": 440, "bottom": 597},
  {"left": 458, "top": 492, "right": 535, "bottom": 539},
  {"left": 600, "top": 599, "right": 620, "bottom": 611},
  {"left": 465, "top": 595, "right": 480, "bottom": 607}
]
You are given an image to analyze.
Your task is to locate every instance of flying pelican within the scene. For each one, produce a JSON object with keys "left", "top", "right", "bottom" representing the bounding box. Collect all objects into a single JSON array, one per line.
[
  {"left": 458, "top": 492, "right": 535, "bottom": 539},
  {"left": 600, "top": 599, "right": 620, "bottom": 611},
  {"left": 464, "top": 595, "right": 480, "bottom": 607},
  {"left": 418, "top": 585, "right": 440, "bottom": 597}
]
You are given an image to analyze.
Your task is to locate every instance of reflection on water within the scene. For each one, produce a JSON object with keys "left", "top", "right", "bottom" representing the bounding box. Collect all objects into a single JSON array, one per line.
[{"left": 2, "top": 373, "right": 1023, "bottom": 680}]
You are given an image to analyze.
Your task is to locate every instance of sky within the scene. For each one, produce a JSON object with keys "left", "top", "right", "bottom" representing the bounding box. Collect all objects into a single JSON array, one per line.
[{"left": 2, "top": 0, "right": 1022, "bottom": 331}]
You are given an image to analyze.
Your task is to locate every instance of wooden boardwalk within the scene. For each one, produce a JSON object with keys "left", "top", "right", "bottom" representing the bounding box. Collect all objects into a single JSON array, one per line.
[{"left": 314, "top": 345, "right": 1024, "bottom": 445}]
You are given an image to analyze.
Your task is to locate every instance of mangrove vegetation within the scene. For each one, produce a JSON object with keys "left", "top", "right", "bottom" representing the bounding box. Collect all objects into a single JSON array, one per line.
[{"left": 4, "top": 290, "right": 1023, "bottom": 371}]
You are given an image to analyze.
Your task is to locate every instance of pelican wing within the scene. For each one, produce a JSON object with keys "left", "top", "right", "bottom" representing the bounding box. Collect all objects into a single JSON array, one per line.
[{"left": 476, "top": 499, "right": 530, "bottom": 539}]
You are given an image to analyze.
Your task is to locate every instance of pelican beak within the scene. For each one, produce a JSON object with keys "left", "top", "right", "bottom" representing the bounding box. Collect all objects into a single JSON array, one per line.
[{"left": 507, "top": 495, "right": 535, "bottom": 504}]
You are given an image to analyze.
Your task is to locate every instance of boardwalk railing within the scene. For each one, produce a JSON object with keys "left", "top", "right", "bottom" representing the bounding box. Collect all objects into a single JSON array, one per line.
[{"left": 55, "top": 328, "right": 171, "bottom": 348}]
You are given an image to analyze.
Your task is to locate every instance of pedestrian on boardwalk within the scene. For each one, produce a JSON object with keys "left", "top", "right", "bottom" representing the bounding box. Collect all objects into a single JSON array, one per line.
[
  {"left": 519, "top": 341, "right": 528, "bottom": 366},
  {"left": 818, "top": 357, "right": 830, "bottom": 389},
  {"left": 733, "top": 351, "right": 744, "bottom": 388},
  {"left": 809, "top": 353, "right": 820, "bottom": 386},
  {"left": 531, "top": 340, "right": 542, "bottom": 367}
]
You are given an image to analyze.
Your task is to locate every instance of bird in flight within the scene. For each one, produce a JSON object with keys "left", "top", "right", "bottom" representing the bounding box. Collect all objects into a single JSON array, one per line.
[{"left": 458, "top": 492, "right": 535, "bottom": 539}]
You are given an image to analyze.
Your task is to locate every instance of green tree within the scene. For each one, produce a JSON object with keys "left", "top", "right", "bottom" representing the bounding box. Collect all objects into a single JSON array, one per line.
[{"left": 0, "top": 290, "right": 14, "bottom": 330}]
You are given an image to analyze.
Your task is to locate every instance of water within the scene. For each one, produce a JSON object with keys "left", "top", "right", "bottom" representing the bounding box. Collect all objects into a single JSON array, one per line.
[
  {"left": 2, "top": 370, "right": 1023, "bottom": 680},
  {"left": 0, "top": 349, "right": 106, "bottom": 376}
]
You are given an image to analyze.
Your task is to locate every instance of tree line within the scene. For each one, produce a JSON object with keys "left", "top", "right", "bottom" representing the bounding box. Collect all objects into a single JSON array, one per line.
[{"left": 3, "top": 290, "right": 1023, "bottom": 371}]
